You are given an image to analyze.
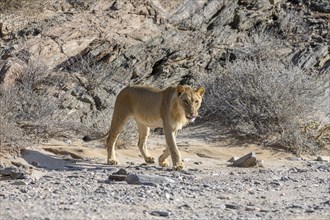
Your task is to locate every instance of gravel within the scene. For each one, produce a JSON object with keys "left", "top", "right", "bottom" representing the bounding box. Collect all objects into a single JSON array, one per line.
[{"left": 0, "top": 159, "right": 329, "bottom": 220}]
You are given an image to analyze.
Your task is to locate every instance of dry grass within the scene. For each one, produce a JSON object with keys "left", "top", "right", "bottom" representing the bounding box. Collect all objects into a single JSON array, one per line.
[
  {"left": 202, "top": 58, "right": 321, "bottom": 155},
  {"left": 0, "top": 56, "right": 119, "bottom": 149},
  {"left": 0, "top": 60, "right": 58, "bottom": 148},
  {"left": 0, "top": 0, "right": 48, "bottom": 14},
  {"left": 61, "top": 55, "right": 137, "bottom": 148},
  {"left": 61, "top": 54, "right": 115, "bottom": 92}
]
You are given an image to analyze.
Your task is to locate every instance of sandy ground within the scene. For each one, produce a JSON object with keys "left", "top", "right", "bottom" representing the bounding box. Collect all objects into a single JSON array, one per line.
[{"left": 0, "top": 127, "right": 329, "bottom": 219}]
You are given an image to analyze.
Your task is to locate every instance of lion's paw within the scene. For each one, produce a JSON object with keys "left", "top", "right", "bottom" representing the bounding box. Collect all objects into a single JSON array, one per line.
[
  {"left": 173, "top": 162, "right": 185, "bottom": 171},
  {"left": 107, "top": 159, "right": 119, "bottom": 165},
  {"left": 145, "top": 156, "right": 155, "bottom": 164},
  {"left": 159, "top": 159, "right": 169, "bottom": 167}
]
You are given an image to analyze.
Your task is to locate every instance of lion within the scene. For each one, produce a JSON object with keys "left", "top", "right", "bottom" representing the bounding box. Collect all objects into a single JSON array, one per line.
[{"left": 83, "top": 84, "right": 205, "bottom": 170}]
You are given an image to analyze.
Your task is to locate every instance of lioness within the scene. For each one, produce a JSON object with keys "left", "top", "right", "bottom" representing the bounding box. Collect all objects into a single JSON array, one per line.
[{"left": 83, "top": 84, "right": 205, "bottom": 170}]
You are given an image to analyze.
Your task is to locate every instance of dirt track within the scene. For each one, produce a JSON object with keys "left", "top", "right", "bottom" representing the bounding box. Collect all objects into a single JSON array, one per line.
[{"left": 1, "top": 129, "right": 329, "bottom": 220}]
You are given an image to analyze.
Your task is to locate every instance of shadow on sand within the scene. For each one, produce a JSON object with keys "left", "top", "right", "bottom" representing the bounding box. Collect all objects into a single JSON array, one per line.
[{"left": 21, "top": 149, "right": 116, "bottom": 171}]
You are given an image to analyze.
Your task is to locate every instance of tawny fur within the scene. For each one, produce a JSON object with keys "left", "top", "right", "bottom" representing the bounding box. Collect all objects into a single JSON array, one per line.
[{"left": 83, "top": 84, "right": 205, "bottom": 170}]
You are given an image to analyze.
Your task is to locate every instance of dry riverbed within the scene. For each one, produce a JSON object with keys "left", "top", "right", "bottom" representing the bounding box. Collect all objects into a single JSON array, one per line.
[{"left": 0, "top": 133, "right": 329, "bottom": 220}]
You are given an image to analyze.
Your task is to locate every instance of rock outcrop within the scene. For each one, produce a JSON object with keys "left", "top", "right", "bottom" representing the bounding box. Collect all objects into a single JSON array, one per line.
[{"left": 0, "top": 0, "right": 329, "bottom": 133}]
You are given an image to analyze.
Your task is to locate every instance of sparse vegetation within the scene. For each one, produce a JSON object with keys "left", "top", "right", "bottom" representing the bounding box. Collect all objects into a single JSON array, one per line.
[
  {"left": 0, "top": 58, "right": 98, "bottom": 150},
  {"left": 61, "top": 55, "right": 138, "bottom": 148},
  {"left": 0, "top": 0, "right": 47, "bottom": 14},
  {"left": 61, "top": 55, "right": 115, "bottom": 93},
  {"left": 202, "top": 57, "right": 323, "bottom": 154},
  {"left": 0, "top": 59, "right": 57, "bottom": 148}
]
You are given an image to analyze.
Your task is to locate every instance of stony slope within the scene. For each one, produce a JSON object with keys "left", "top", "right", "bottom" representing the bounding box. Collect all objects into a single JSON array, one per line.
[{"left": 1, "top": 0, "right": 329, "bottom": 94}]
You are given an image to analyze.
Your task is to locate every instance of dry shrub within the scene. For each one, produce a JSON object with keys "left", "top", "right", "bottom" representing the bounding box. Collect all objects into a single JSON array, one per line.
[
  {"left": 62, "top": 55, "right": 114, "bottom": 92},
  {"left": 61, "top": 55, "right": 137, "bottom": 148},
  {"left": 279, "top": 10, "right": 310, "bottom": 43},
  {"left": 0, "top": 87, "right": 24, "bottom": 148},
  {"left": 202, "top": 58, "right": 321, "bottom": 154},
  {"left": 0, "top": 59, "right": 66, "bottom": 148},
  {"left": 237, "top": 31, "right": 286, "bottom": 61},
  {"left": 0, "top": 0, "right": 48, "bottom": 14}
]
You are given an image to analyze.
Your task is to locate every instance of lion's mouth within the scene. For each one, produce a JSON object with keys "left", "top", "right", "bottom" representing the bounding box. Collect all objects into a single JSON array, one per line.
[{"left": 186, "top": 115, "right": 196, "bottom": 122}]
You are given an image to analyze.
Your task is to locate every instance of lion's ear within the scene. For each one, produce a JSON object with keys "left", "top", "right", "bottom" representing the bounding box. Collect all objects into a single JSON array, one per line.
[
  {"left": 176, "top": 85, "right": 185, "bottom": 97},
  {"left": 195, "top": 87, "right": 205, "bottom": 97}
]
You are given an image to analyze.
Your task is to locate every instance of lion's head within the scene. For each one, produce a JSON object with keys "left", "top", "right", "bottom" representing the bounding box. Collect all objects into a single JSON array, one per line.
[{"left": 176, "top": 85, "right": 205, "bottom": 122}]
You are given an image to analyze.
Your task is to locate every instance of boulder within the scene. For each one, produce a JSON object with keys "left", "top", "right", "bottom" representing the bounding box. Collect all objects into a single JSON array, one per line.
[{"left": 232, "top": 152, "right": 257, "bottom": 167}]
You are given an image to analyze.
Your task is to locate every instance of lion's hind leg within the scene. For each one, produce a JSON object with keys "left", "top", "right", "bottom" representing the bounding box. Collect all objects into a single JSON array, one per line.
[{"left": 106, "top": 108, "right": 130, "bottom": 165}]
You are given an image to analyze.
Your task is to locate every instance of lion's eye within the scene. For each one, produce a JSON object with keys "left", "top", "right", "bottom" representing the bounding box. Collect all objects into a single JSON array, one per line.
[
  {"left": 184, "top": 100, "right": 189, "bottom": 105},
  {"left": 195, "top": 100, "right": 199, "bottom": 104}
]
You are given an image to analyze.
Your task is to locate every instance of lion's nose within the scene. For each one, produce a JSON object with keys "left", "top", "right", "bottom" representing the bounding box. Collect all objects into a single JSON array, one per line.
[{"left": 188, "top": 113, "right": 197, "bottom": 118}]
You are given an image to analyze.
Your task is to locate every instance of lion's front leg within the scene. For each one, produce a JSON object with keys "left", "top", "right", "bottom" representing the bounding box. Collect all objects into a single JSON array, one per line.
[
  {"left": 163, "top": 126, "right": 184, "bottom": 170},
  {"left": 158, "top": 148, "right": 170, "bottom": 167},
  {"left": 137, "top": 123, "right": 155, "bottom": 164}
]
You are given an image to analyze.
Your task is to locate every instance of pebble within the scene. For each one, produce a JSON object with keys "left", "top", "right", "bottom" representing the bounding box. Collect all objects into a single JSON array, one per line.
[
  {"left": 187, "top": 168, "right": 199, "bottom": 172},
  {"left": 270, "top": 181, "right": 282, "bottom": 186},
  {"left": 289, "top": 204, "right": 304, "bottom": 209},
  {"left": 10, "top": 171, "right": 28, "bottom": 179},
  {"left": 289, "top": 168, "right": 307, "bottom": 173},
  {"left": 126, "top": 174, "right": 175, "bottom": 186},
  {"left": 150, "top": 210, "right": 171, "bottom": 217},
  {"left": 245, "top": 206, "right": 256, "bottom": 211},
  {"left": 225, "top": 204, "right": 240, "bottom": 209},
  {"left": 218, "top": 195, "right": 231, "bottom": 200},
  {"left": 287, "top": 157, "right": 302, "bottom": 161},
  {"left": 178, "top": 204, "right": 192, "bottom": 209},
  {"left": 20, "top": 188, "right": 28, "bottom": 193},
  {"left": 316, "top": 165, "right": 330, "bottom": 172},
  {"left": 0, "top": 166, "right": 20, "bottom": 176},
  {"left": 108, "top": 175, "right": 127, "bottom": 181},
  {"left": 232, "top": 152, "right": 257, "bottom": 167},
  {"left": 228, "top": 157, "right": 238, "bottom": 162},
  {"left": 12, "top": 180, "right": 28, "bottom": 186},
  {"left": 280, "top": 176, "right": 290, "bottom": 181},
  {"left": 0, "top": 161, "right": 5, "bottom": 168},
  {"left": 313, "top": 205, "right": 323, "bottom": 210},
  {"left": 113, "top": 168, "right": 128, "bottom": 175},
  {"left": 212, "top": 204, "right": 226, "bottom": 209},
  {"left": 31, "top": 161, "right": 40, "bottom": 167},
  {"left": 323, "top": 200, "right": 330, "bottom": 205},
  {"left": 315, "top": 155, "right": 328, "bottom": 163}
]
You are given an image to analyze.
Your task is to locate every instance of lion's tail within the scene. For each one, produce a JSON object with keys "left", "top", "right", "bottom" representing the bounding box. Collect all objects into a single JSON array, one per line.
[
  {"left": 82, "top": 135, "right": 93, "bottom": 142},
  {"left": 82, "top": 131, "right": 110, "bottom": 142}
]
